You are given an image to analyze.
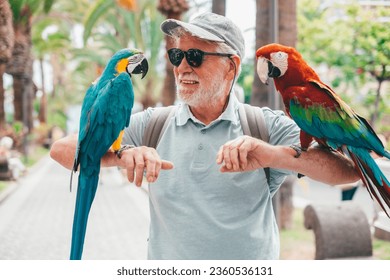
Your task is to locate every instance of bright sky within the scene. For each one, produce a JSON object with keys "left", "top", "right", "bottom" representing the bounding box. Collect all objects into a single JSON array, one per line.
[
  {"left": 226, "top": 0, "right": 256, "bottom": 60},
  {"left": 191, "top": 0, "right": 256, "bottom": 60}
]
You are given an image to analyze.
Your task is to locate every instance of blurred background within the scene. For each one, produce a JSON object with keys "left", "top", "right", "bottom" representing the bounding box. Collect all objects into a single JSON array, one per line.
[{"left": 0, "top": 0, "right": 389, "bottom": 260}]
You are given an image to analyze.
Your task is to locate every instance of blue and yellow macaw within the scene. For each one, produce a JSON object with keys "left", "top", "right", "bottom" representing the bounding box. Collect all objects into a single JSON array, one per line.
[
  {"left": 256, "top": 43, "right": 390, "bottom": 217},
  {"left": 70, "top": 48, "right": 148, "bottom": 260}
]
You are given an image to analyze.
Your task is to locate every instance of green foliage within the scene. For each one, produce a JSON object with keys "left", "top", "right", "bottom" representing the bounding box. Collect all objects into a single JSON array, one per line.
[
  {"left": 10, "top": 0, "right": 54, "bottom": 22},
  {"left": 349, "top": 6, "right": 390, "bottom": 82},
  {"left": 12, "top": 121, "right": 24, "bottom": 135},
  {"left": 31, "top": 16, "right": 71, "bottom": 59},
  {"left": 237, "top": 62, "right": 254, "bottom": 103},
  {"left": 43, "top": 0, "right": 55, "bottom": 13},
  {"left": 46, "top": 96, "right": 68, "bottom": 131},
  {"left": 297, "top": 0, "right": 390, "bottom": 127},
  {"left": 9, "top": 0, "right": 25, "bottom": 22},
  {"left": 83, "top": 0, "right": 114, "bottom": 44},
  {"left": 0, "top": 181, "right": 6, "bottom": 192},
  {"left": 373, "top": 239, "right": 390, "bottom": 260}
]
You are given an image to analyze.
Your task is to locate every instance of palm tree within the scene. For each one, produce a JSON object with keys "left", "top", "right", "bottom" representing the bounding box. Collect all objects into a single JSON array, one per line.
[
  {"left": 31, "top": 18, "right": 71, "bottom": 124},
  {"left": 279, "top": 0, "right": 296, "bottom": 47},
  {"left": 250, "top": 0, "right": 271, "bottom": 108},
  {"left": 7, "top": 0, "right": 55, "bottom": 132},
  {"left": 157, "top": 0, "right": 189, "bottom": 106},
  {"left": 0, "top": 0, "right": 14, "bottom": 128},
  {"left": 250, "top": 0, "right": 297, "bottom": 229},
  {"left": 276, "top": 0, "right": 297, "bottom": 230}
]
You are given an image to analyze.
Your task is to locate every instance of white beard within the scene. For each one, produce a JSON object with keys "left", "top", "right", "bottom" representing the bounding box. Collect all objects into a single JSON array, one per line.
[{"left": 177, "top": 77, "right": 226, "bottom": 108}]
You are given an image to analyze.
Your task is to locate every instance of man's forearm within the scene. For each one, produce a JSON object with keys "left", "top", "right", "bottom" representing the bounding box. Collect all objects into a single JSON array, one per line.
[
  {"left": 50, "top": 134, "right": 120, "bottom": 170},
  {"left": 272, "top": 145, "right": 359, "bottom": 185},
  {"left": 50, "top": 134, "right": 77, "bottom": 170},
  {"left": 217, "top": 136, "right": 360, "bottom": 186}
]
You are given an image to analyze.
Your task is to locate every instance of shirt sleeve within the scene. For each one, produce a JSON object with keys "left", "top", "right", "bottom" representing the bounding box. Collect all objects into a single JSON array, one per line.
[
  {"left": 262, "top": 107, "right": 301, "bottom": 194},
  {"left": 122, "top": 107, "right": 154, "bottom": 146}
]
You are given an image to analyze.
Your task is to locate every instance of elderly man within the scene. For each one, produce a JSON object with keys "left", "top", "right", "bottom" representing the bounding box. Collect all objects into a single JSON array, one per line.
[{"left": 51, "top": 12, "right": 358, "bottom": 259}]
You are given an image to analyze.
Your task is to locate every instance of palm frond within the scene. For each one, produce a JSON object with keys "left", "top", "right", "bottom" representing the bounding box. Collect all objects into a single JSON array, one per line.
[{"left": 83, "top": 0, "right": 115, "bottom": 44}]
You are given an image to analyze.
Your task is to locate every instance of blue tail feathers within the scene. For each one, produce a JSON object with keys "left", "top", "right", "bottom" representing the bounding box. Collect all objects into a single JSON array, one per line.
[{"left": 70, "top": 174, "right": 99, "bottom": 260}]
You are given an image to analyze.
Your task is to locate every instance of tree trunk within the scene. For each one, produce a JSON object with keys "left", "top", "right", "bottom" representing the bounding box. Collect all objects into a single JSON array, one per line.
[
  {"left": 0, "top": 0, "right": 15, "bottom": 126},
  {"left": 160, "top": 11, "right": 181, "bottom": 107},
  {"left": 12, "top": 75, "right": 23, "bottom": 122},
  {"left": 38, "top": 57, "right": 47, "bottom": 123},
  {"left": 50, "top": 53, "right": 64, "bottom": 98},
  {"left": 161, "top": 34, "right": 176, "bottom": 106},
  {"left": 0, "top": 64, "right": 6, "bottom": 128},
  {"left": 278, "top": 0, "right": 297, "bottom": 46},
  {"left": 10, "top": 69, "right": 34, "bottom": 134},
  {"left": 279, "top": 175, "right": 296, "bottom": 230},
  {"left": 6, "top": 6, "right": 34, "bottom": 133},
  {"left": 212, "top": 0, "right": 226, "bottom": 15},
  {"left": 277, "top": 0, "right": 297, "bottom": 230},
  {"left": 370, "top": 79, "right": 382, "bottom": 129},
  {"left": 251, "top": 0, "right": 271, "bottom": 107},
  {"left": 157, "top": 0, "right": 189, "bottom": 107}
]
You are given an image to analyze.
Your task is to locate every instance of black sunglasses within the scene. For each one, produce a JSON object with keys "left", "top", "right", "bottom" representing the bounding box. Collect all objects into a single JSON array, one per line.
[{"left": 167, "top": 48, "right": 233, "bottom": 68}]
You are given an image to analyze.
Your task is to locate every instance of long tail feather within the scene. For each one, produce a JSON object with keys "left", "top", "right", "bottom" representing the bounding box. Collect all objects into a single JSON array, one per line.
[
  {"left": 344, "top": 146, "right": 390, "bottom": 218},
  {"left": 70, "top": 173, "right": 99, "bottom": 260}
]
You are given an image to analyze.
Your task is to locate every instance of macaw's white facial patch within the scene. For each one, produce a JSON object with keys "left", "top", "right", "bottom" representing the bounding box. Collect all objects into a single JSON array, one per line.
[{"left": 270, "top": 51, "right": 288, "bottom": 77}]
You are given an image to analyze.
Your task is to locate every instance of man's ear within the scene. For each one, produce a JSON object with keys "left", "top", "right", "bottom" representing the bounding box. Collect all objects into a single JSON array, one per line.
[{"left": 228, "top": 55, "right": 240, "bottom": 78}]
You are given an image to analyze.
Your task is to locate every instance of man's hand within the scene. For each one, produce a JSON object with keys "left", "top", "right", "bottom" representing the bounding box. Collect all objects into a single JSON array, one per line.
[
  {"left": 118, "top": 146, "right": 174, "bottom": 187},
  {"left": 216, "top": 136, "right": 274, "bottom": 172}
]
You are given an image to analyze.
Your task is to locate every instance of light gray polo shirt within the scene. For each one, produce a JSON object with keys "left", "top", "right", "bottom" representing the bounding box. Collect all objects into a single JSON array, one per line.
[{"left": 123, "top": 94, "right": 300, "bottom": 259}]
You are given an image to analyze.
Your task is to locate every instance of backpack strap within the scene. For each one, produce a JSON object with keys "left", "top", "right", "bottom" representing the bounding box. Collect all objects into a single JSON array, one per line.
[
  {"left": 142, "top": 106, "right": 176, "bottom": 148},
  {"left": 238, "top": 103, "right": 269, "bottom": 142},
  {"left": 238, "top": 103, "right": 271, "bottom": 185}
]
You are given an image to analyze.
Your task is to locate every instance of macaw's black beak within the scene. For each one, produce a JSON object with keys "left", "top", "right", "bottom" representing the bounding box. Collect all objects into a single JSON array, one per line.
[
  {"left": 267, "top": 60, "right": 281, "bottom": 78},
  {"left": 132, "top": 56, "right": 149, "bottom": 79}
]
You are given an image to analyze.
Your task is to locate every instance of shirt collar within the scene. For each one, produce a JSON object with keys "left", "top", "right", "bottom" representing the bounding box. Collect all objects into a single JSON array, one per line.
[{"left": 176, "top": 93, "right": 240, "bottom": 127}]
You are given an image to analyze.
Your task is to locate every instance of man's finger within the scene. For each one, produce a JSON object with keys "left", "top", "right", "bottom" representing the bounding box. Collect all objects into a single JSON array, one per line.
[
  {"left": 161, "top": 160, "right": 174, "bottom": 170},
  {"left": 134, "top": 152, "right": 145, "bottom": 187},
  {"left": 144, "top": 153, "right": 157, "bottom": 183}
]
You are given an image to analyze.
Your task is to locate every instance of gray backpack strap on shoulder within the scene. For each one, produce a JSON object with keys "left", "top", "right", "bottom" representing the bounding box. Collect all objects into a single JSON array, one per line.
[
  {"left": 239, "top": 103, "right": 269, "bottom": 142},
  {"left": 238, "top": 103, "right": 270, "bottom": 184},
  {"left": 142, "top": 106, "right": 176, "bottom": 148}
]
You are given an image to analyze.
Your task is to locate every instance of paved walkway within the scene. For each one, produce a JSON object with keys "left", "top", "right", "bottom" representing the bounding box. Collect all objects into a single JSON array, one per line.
[{"left": 0, "top": 155, "right": 149, "bottom": 260}]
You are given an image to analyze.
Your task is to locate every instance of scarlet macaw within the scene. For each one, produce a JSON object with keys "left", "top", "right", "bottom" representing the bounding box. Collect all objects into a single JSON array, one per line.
[
  {"left": 256, "top": 43, "right": 390, "bottom": 216},
  {"left": 70, "top": 48, "right": 148, "bottom": 260}
]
